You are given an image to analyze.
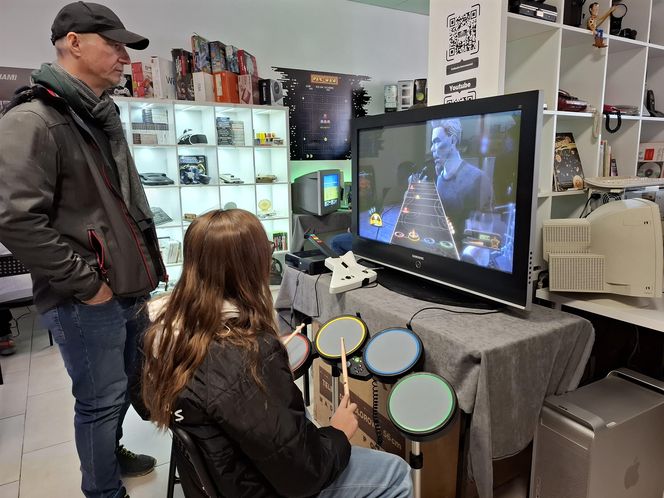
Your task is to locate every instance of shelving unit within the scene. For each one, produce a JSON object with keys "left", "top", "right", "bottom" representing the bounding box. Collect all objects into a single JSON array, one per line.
[
  {"left": 501, "top": 1, "right": 664, "bottom": 270},
  {"left": 113, "top": 96, "right": 291, "bottom": 282}
]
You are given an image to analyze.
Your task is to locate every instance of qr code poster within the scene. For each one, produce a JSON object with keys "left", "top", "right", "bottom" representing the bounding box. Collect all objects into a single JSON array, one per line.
[
  {"left": 446, "top": 5, "right": 480, "bottom": 61},
  {"left": 427, "top": 0, "right": 506, "bottom": 105}
]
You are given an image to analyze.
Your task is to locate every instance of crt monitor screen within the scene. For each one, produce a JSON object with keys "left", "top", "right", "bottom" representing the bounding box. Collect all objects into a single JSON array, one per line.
[
  {"left": 357, "top": 110, "right": 521, "bottom": 274},
  {"left": 323, "top": 172, "right": 340, "bottom": 208}
]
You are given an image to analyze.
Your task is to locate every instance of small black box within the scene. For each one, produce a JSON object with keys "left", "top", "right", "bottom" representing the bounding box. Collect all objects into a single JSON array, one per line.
[
  {"left": 509, "top": 0, "right": 557, "bottom": 22},
  {"left": 285, "top": 250, "right": 330, "bottom": 275}
]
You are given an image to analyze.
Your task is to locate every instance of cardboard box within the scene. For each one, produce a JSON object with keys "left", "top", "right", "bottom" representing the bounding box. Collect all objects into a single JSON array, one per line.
[
  {"left": 238, "top": 74, "right": 260, "bottom": 105},
  {"left": 193, "top": 72, "right": 215, "bottom": 102},
  {"left": 209, "top": 41, "right": 227, "bottom": 73},
  {"left": 213, "top": 71, "right": 239, "bottom": 103},
  {"left": 150, "top": 56, "right": 176, "bottom": 99},
  {"left": 259, "top": 79, "right": 284, "bottom": 106},
  {"left": 312, "top": 355, "right": 459, "bottom": 498},
  {"left": 131, "top": 61, "right": 154, "bottom": 98}
]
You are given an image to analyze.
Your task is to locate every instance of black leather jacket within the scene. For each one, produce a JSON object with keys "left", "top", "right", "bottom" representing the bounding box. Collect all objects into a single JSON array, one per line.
[
  {"left": 0, "top": 86, "right": 165, "bottom": 311},
  {"left": 173, "top": 334, "right": 351, "bottom": 497}
]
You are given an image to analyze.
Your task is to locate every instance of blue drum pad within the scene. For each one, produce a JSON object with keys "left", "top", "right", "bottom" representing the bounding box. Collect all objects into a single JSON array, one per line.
[{"left": 363, "top": 328, "right": 422, "bottom": 378}]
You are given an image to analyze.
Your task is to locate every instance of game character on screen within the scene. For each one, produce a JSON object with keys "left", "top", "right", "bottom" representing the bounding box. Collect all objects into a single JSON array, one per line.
[{"left": 431, "top": 118, "right": 493, "bottom": 242}]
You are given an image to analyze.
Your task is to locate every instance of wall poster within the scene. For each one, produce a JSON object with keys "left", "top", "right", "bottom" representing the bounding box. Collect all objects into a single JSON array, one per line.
[{"left": 273, "top": 67, "right": 371, "bottom": 160}]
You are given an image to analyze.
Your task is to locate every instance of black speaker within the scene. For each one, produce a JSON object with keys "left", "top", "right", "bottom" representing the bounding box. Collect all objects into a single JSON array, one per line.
[{"left": 563, "top": 0, "right": 585, "bottom": 27}]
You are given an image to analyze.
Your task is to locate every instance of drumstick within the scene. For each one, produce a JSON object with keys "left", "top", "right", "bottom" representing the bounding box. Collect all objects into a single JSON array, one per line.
[
  {"left": 283, "top": 323, "right": 305, "bottom": 346},
  {"left": 340, "top": 337, "right": 350, "bottom": 403}
]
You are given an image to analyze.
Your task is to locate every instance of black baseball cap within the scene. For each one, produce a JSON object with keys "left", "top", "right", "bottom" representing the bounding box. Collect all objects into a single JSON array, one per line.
[{"left": 51, "top": 1, "right": 149, "bottom": 50}]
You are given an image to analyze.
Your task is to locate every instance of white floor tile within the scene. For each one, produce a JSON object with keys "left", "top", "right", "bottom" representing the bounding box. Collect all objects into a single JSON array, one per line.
[
  {"left": 0, "top": 349, "right": 30, "bottom": 376},
  {"left": 19, "top": 440, "right": 84, "bottom": 498},
  {"left": 0, "top": 370, "right": 28, "bottom": 420},
  {"left": 0, "top": 481, "right": 18, "bottom": 498},
  {"left": 23, "top": 387, "right": 74, "bottom": 453},
  {"left": 120, "top": 407, "right": 172, "bottom": 467},
  {"left": 29, "top": 329, "right": 57, "bottom": 359},
  {"left": 0, "top": 415, "right": 24, "bottom": 486},
  {"left": 124, "top": 462, "right": 184, "bottom": 498},
  {"left": 26, "top": 353, "right": 70, "bottom": 397}
]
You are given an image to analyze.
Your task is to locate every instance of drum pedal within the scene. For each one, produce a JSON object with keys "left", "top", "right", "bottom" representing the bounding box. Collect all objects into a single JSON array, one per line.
[{"left": 347, "top": 356, "right": 372, "bottom": 381}]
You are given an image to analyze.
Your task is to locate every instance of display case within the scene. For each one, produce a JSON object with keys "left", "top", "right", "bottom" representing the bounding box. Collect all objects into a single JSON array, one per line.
[
  {"left": 115, "top": 97, "right": 291, "bottom": 281},
  {"left": 499, "top": 1, "right": 664, "bottom": 271}
]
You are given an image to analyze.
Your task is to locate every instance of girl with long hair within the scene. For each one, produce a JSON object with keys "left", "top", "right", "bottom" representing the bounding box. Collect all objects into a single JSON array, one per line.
[{"left": 141, "top": 209, "right": 412, "bottom": 497}]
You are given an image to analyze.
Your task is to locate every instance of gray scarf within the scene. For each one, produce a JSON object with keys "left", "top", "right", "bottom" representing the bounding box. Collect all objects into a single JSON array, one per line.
[{"left": 49, "top": 63, "right": 153, "bottom": 223}]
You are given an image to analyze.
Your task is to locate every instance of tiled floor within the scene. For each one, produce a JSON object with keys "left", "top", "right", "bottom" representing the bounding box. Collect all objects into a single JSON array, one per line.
[{"left": 0, "top": 308, "right": 527, "bottom": 498}]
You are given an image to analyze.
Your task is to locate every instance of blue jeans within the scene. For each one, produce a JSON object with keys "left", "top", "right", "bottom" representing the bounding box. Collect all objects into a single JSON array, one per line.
[
  {"left": 41, "top": 296, "right": 149, "bottom": 498},
  {"left": 319, "top": 446, "right": 413, "bottom": 497}
]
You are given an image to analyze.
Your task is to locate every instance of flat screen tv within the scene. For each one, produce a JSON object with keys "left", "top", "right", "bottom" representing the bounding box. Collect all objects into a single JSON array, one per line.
[{"left": 351, "top": 91, "right": 543, "bottom": 310}]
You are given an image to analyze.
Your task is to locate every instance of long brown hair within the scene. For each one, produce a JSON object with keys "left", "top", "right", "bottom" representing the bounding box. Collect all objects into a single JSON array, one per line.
[{"left": 142, "top": 209, "right": 278, "bottom": 428}]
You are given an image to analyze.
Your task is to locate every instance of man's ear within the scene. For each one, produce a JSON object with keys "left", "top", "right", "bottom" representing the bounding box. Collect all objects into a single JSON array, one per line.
[{"left": 66, "top": 32, "right": 83, "bottom": 58}]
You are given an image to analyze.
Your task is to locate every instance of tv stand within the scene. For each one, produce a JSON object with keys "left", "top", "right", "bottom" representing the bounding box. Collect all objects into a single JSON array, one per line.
[{"left": 375, "top": 266, "right": 501, "bottom": 310}]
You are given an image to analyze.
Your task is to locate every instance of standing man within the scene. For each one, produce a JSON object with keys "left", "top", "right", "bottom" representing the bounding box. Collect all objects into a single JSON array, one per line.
[
  {"left": 431, "top": 119, "right": 493, "bottom": 242},
  {"left": 0, "top": 3, "right": 166, "bottom": 497}
]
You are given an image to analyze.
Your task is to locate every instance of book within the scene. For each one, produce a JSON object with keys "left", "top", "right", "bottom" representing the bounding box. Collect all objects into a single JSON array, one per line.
[
  {"left": 553, "top": 132, "right": 585, "bottom": 191},
  {"left": 209, "top": 41, "right": 227, "bottom": 73},
  {"left": 191, "top": 34, "right": 212, "bottom": 73},
  {"left": 150, "top": 56, "right": 176, "bottom": 99},
  {"left": 637, "top": 142, "right": 664, "bottom": 178}
]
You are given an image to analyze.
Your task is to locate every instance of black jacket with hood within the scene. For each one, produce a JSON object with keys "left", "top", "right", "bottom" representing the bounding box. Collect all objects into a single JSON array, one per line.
[
  {"left": 173, "top": 333, "right": 351, "bottom": 497},
  {"left": 0, "top": 65, "right": 166, "bottom": 311}
]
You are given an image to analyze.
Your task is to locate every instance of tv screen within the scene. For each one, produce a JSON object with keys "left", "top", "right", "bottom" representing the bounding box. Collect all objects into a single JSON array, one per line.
[
  {"left": 351, "top": 91, "right": 542, "bottom": 309},
  {"left": 322, "top": 172, "right": 340, "bottom": 209}
]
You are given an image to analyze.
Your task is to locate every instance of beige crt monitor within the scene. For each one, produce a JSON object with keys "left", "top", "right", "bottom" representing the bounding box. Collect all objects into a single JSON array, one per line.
[{"left": 542, "top": 199, "right": 663, "bottom": 297}]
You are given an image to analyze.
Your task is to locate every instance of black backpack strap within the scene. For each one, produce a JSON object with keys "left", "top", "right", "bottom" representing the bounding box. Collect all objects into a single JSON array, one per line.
[{"left": 1, "top": 84, "right": 66, "bottom": 116}]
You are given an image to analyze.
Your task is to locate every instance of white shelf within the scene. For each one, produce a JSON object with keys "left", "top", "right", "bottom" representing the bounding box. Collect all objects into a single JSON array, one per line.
[
  {"left": 556, "top": 111, "right": 593, "bottom": 118},
  {"left": 536, "top": 288, "right": 664, "bottom": 333},
  {"left": 115, "top": 96, "right": 293, "bottom": 255},
  {"left": 550, "top": 189, "right": 587, "bottom": 197},
  {"left": 506, "top": 13, "right": 559, "bottom": 42}
]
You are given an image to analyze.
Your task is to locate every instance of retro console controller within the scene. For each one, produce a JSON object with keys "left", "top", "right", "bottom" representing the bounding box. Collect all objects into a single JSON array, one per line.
[{"left": 306, "top": 233, "right": 377, "bottom": 294}]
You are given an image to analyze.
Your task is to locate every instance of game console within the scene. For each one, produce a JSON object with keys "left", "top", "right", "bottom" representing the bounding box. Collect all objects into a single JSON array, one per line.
[
  {"left": 139, "top": 173, "right": 174, "bottom": 186},
  {"left": 219, "top": 173, "right": 243, "bottom": 184},
  {"left": 285, "top": 249, "right": 330, "bottom": 275}
]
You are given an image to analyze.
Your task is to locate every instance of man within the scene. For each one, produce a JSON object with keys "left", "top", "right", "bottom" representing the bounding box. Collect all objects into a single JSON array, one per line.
[
  {"left": 431, "top": 119, "right": 493, "bottom": 243},
  {"left": 0, "top": 3, "right": 166, "bottom": 497}
]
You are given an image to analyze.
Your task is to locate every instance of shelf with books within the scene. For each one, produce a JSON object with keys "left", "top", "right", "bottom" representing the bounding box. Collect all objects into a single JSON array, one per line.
[
  {"left": 128, "top": 101, "right": 175, "bottom": 146},
  {"left": 603, "top": 120, "right": 641, "bottom": 176},
  {"left": 215, "top": 107, "right": 252, "bottom": 147}
]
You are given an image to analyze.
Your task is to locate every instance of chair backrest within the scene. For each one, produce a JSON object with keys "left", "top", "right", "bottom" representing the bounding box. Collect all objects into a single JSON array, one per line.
[{"left": 171, "top": 425, "right": 222, "bottom": 498}]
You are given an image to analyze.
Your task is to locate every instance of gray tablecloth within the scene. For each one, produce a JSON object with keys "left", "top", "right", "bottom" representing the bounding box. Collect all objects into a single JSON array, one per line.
[
  {"left": 275, "top": 266, "right": 595, "bottom": 498},
  {"left": 291, "top": 211, "right": 352, "bottom": 251}
]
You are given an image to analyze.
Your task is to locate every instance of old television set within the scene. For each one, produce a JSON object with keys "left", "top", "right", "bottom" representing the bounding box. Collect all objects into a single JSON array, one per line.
[
  {"left": 292, "top": 169, "right": 342, "bottom": 216},
  {"left": 351, "top": 90, "right": 543, "bottom": 310}
]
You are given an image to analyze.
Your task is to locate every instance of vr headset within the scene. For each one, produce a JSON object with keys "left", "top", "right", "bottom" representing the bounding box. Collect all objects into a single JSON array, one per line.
[{"left": 177, "top": 129, "right": 208, "bottom": 145}]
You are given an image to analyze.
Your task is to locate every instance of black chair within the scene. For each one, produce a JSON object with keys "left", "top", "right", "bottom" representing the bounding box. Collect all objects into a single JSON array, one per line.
[{"left": 167, "top": 425, "right": 223, "bottom": 498}]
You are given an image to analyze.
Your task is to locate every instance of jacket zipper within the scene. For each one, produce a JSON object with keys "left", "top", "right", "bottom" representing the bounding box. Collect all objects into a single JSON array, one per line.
[
  {"left": 91, "top": 143, "right": 159, "bottom": 289},
  {"left": 87, "top": 228, "right": 109, "bottom": 282}
]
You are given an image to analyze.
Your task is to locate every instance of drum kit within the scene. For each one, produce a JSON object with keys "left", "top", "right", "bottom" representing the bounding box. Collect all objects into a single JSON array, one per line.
[{"left": 280, "top": 315, "right": 459, "bottom": 498}]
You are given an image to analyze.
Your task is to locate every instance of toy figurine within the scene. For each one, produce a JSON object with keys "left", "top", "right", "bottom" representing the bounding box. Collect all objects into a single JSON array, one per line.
[{"left": 586, "top": 2, "right": 617, "bottom": 47}]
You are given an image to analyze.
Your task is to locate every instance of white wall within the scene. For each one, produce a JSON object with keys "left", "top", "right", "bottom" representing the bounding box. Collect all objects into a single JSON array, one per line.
[{"left": 0, "top": 0, "right": 429, "bottom": 115}]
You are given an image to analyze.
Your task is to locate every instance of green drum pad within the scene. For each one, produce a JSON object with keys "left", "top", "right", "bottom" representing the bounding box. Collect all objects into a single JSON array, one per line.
[{"left": 388, "top": 372, "right": 457, "bottom": 441}]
